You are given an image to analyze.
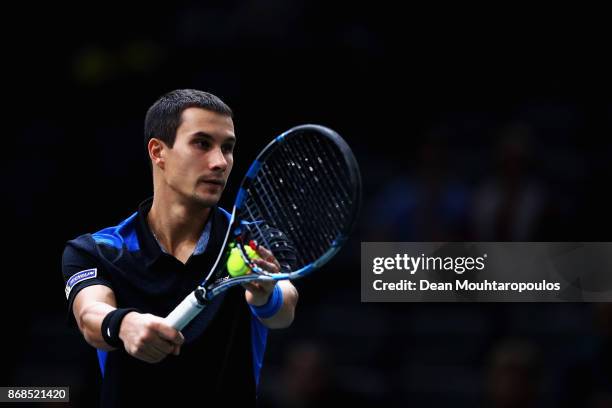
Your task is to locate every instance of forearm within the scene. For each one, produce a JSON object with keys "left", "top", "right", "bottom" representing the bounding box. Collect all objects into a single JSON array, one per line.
[
  {"left": 258, "top": 281, "right": 299, "bottom": 329},
  {"left": 78, "top": 302, "right": 117, "bottom": 350}
]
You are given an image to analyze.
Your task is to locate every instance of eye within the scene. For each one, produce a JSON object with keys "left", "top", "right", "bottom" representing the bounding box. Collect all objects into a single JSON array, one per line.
[
  {"left": 222, "top": 144, "right": 235, "bottom": 154},
  {"left": 195, "top": 140, "right": 211, "bottom": 149}
]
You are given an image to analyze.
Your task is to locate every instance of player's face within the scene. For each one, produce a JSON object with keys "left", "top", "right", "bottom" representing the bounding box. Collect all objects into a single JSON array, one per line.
[{"left": 165, "top": 107, "right": 235, "bottom": 207}]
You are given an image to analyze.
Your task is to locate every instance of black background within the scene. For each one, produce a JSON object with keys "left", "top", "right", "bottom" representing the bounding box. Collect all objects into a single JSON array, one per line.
[{"left": 5, "top": 3, "right": 612, "bottom": 407}]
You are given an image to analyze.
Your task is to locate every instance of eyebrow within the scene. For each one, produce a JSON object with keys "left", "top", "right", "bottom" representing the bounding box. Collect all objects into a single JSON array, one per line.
[{"left": 191, "top": 131, "right": 236, "bottom": 143}]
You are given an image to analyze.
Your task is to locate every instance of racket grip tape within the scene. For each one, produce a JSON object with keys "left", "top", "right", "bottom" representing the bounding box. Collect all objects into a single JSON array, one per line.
[{"left": 165, "top": 289, "right": 207, "bottom": 330}]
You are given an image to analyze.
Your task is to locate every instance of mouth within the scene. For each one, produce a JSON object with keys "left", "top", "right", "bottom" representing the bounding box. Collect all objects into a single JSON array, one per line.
[{"left": 199, "top": 178, "right": 225, "bottom": 187}]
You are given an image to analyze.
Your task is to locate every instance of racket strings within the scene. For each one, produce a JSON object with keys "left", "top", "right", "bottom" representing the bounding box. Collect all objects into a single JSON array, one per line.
[
  {"left": 303, "top": 132, "right": 355, "bottom": 210},
  {"left": 288, "top": 131, "right": 354, "bottom": 223},
  {"left": 263, "top": 154, "right": 334, "bottom": 262},
  {"left": 275, "top": 140, "right": 346, "bottom": 245},
  {"left": 251, "top": 162, "right": 323, "bottom": 265},
  {"left": 243, "top": 169, "right": 311, "bottom": 262},
  {"left": 297, "top": 133, "right": 354, "bottom": 224},
  {"left": 281, "top": 131, "right": 354, "bottom": 229},
  {"left": 262, "top": 141, "right": 339, "bottom": 263},
  {"left": 238, "top": 131, "right": 356, "bottom": 268}
]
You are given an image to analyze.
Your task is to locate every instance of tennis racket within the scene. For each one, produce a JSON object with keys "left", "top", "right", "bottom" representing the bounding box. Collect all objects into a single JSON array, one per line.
[{"left": 165, "top": 124, "right": 361, "bottom": 330}]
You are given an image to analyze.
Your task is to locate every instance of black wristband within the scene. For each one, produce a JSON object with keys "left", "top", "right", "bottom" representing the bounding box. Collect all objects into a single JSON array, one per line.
[{"left": 101, "top": 308, "right": 140, "bottom": 349}]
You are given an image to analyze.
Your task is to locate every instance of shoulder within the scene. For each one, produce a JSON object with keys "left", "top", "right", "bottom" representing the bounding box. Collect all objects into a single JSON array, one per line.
[
  {"left": 63, "top": 233, "right": 98, "bottom": 260},
  {"left": 90, "top": 211, "right": 140, "bottom": 251},
  {"left": 64, "top": 211, "right": 140, "bottom": 258}
]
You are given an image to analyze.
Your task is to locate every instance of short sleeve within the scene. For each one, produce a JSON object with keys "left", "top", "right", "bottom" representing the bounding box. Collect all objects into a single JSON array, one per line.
[{"left": 62, "top": 244, "right": 113, "bottom": 324}]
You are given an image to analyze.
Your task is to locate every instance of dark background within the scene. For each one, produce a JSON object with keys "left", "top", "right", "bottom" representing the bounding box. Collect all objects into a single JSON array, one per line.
[{"left": 5, "top": 3, "right": 612, "bottom": 407}]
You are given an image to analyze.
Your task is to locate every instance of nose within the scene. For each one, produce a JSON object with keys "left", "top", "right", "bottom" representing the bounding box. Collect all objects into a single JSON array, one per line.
[{"left": 209, "top": 147, "right": 228, "bottom": 172}]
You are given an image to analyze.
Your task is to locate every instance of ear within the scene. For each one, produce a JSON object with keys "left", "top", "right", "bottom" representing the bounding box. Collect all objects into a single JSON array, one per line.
[{"left": 148, "top": 138, "right": 166, "bottom": 170}]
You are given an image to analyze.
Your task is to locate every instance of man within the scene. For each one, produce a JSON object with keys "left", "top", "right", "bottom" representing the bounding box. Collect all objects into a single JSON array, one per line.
[{"left": 62, "top": 89, "right": 298, "bottom": 406}]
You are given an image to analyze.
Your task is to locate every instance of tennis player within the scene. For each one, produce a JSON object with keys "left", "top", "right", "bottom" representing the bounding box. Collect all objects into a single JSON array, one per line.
[{"left": 62, "top": 89, "right": 299, "bottom": 406}]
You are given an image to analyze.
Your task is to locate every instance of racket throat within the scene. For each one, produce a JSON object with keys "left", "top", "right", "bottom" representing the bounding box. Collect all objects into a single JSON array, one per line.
[{"left": 194, "top": 286, "right": 210, "bottom": 305}]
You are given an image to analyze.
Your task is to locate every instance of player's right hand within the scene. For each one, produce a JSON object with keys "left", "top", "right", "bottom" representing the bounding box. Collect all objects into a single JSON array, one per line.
[{"left": 119, "top": 312, "right": 185, "bottom": 363}]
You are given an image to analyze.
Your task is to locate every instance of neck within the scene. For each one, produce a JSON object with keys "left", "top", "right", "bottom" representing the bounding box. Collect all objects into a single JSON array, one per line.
[{"left": 147, "top": 192, "right": 212, "bottom": 256}]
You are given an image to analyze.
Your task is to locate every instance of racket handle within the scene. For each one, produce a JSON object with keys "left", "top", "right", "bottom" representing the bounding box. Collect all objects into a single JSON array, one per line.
[{"left": 165, "top": 290, "right": 206, "bottom": 330}]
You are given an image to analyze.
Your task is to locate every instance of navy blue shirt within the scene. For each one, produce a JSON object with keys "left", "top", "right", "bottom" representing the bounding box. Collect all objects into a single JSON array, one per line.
[{"left": 62, "top": 198, "right": 268, "bottom": 406}]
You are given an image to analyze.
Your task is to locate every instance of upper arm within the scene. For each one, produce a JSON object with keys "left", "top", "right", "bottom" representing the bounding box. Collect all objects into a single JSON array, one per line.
[{"left": 62, "top": 242, "right": 114, "bottom": 326}]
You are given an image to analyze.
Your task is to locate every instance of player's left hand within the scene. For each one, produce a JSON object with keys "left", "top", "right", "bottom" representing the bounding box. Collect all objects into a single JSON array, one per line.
[{"left": 243, "top": 245, "right": 281, "bottom": 306}]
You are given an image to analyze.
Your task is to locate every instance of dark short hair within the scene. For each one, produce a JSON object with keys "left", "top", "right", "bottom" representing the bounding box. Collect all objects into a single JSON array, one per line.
[{"left": 144, "top": 89, "right": 233, "bottom": 152}]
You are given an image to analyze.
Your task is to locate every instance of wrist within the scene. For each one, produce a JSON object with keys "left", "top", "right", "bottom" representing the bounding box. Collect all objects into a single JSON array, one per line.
[
  {"left": 249, "top": 285, "right": 283, "bottom": 319},
  {"left": 249, "top": 291, "right": 272, "bottom": 307},
  {"left": 101, "top": 308, "right": 140, "bottom": 349}
]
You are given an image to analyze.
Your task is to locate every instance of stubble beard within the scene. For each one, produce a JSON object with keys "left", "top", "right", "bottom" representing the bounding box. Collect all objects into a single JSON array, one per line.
[{"left": 191, "top": 187, "right": 222, "bottom": 208}]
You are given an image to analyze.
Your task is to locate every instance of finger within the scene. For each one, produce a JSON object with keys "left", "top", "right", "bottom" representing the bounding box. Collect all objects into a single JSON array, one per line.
[
  {"left": 255, "top": 245, "right": 274, "bottom": 260},
  {"left": 152, "top": 320, "right": 185, "bottom": 346},
  {"left": 135, "top": 345, "right": 165, "bottom": 364},
  {"left": 256, "top": 246, "right": 281, "bottom": 268},
  {"left": 138, "top": 338, "right": 168, "bottom": 360},
  {"left": 253, "top": 258, "right": 280, "bottom": 273},
  {"left": 149, "top": 336, "right": 176, "bottom": 355}
]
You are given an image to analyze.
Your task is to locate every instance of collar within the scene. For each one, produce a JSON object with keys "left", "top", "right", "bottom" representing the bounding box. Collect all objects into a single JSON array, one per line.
[{"left": 136, "top": 197, "right": 214, "bottom": 265}]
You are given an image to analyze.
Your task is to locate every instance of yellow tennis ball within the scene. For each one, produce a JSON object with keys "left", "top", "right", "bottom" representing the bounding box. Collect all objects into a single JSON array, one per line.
[
  {"left": 227, "top": 247, "right": 248, "bottom": 277},
  {"left": 245, "top": 245, "right": 261, "bottom": 261},
  {"left": 226, "top": 246, "right": 261, "bottom": 277}
]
